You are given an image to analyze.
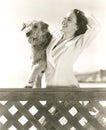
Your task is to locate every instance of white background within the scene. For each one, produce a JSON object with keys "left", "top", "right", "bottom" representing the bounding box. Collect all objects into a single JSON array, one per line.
[{"left": 0, "top": 0, "right": 106, "bottom": 87}]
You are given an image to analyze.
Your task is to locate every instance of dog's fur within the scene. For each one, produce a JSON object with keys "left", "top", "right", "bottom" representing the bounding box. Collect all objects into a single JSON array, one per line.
[{"left": 22, "top": 21, "right": 52, "bottom": 88}]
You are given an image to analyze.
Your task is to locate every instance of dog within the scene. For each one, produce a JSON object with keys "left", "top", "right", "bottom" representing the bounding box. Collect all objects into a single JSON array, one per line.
[{"left": 21, "top": 20, "right": 52, "bottom": 88}]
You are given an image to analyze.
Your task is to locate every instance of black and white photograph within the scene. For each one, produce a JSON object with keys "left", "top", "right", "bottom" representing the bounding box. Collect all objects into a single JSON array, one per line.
[{"left": 0, "top": 0, "right": 106, "bottom": 130}]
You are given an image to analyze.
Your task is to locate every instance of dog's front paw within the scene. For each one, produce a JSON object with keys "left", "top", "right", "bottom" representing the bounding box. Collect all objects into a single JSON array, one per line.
[
  {"left": 25, "top": 83, "right": 33, "bottom": 88},
  {"left": 25, "top": 86, "right": 33, "bottom": 88}
]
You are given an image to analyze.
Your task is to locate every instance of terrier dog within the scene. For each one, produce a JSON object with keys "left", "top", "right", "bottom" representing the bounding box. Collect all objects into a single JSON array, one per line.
[{"left": 21, "top": 20, "right": 52, "bottom": 88}]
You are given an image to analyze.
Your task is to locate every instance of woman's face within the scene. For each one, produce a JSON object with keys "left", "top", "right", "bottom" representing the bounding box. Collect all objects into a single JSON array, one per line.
[{"left": 62, "top": 11, "right": 77, "bottom": 34}]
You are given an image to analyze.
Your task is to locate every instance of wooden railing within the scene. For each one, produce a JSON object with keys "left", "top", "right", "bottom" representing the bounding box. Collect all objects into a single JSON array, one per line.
[{"left": 0, "top": 87, "right": 106, "bottom": 130}]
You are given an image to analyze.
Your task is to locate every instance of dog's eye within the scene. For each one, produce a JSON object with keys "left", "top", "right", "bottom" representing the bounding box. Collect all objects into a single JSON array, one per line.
[{"left": 33, "top": 25, "right": 37, "bottom": 29}]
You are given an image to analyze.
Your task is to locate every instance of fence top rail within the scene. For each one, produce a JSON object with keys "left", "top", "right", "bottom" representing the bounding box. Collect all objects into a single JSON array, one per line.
[
  {"left": 0, "top": 87, "right": 106, "bottom": 101},
  {"left": 0, "top": 87, "right": 106, "bottom": 92}
]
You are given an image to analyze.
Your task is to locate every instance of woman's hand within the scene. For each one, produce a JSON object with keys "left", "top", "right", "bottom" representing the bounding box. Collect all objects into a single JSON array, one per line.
[{"left": 87, "top": 16, "right": 97, "bottom": 28}]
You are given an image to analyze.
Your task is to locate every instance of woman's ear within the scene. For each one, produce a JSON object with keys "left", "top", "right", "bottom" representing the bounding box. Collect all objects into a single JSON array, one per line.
[{"left": 75, "top": 25, "right": 78, "bottom": 31}]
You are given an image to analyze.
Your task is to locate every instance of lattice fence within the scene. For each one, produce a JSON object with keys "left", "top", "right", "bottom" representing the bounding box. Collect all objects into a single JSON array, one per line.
[{"left": 0, "top": 87, "right": 106, "bottom": 130}]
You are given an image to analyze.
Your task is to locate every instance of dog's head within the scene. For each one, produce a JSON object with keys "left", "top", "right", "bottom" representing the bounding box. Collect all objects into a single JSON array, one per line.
[{"left": 21, "top": 21, "right": 52, "bottom": 48}]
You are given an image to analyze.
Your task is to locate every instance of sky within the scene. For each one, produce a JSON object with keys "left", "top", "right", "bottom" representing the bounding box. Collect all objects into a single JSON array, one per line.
[{"left": 0, "top": 0, "right": 106, "bottom": 87}]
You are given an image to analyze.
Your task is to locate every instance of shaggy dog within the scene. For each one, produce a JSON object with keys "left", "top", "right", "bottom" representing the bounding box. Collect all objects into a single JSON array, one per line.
[{"left": 21, "top": 21, "right": 52, "bottom": 88}]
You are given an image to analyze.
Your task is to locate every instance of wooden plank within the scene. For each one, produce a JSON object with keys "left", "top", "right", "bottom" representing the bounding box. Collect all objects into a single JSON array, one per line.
[
  {"left": 0, "top": 87, "right": 106, "bottom": 92},
  {"left": 0, "top": 88, "right": 106, "bottom": 101}
]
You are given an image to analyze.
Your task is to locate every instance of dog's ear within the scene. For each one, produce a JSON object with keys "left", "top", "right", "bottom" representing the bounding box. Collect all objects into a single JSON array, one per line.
[
  {"left": 21, "top": 23, "right": 27, "bottom": 31},
  {"left": 40, "top": 21, "right": 49, "bottom": 32},
  {"left": 21, "top": 20, "right": 36, "bottom": 31}
]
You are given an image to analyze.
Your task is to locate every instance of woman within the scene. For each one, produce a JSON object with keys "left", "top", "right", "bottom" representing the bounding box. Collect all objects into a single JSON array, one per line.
[{"left": 45, "top": 9, "right": 100, "bottom": 87}]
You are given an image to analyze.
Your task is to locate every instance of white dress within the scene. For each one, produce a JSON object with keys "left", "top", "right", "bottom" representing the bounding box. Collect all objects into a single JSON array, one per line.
[{"left": 45, "top": 19, "right": 100, "bottom": 87}]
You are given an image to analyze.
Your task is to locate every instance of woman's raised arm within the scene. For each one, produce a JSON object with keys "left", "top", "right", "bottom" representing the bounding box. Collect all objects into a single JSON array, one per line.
[{"left": 81, "top": 16, "right": 101, "bottom": 49}]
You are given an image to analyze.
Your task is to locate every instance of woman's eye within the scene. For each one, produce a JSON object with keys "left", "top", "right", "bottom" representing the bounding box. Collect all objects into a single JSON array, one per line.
[
  {"left": 64, "top": 17, "right": 67, "bottom": 20},
  {"left": 63, "top": 17, "right": 72, "bottom": 22},
  {"left": 67, "top": 18, "right": 72, "bottom": 21}
]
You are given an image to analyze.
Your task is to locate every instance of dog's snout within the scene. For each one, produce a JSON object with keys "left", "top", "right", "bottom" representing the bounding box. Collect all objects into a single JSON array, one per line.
[{"left": 26, "top": 31, "right": 32, "bottom": 37}]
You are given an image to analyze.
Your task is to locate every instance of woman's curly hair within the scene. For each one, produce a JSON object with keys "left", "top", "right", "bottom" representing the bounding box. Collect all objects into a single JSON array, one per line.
[{"left": 74, "top": 9, "right": 88, "bottom": 37}]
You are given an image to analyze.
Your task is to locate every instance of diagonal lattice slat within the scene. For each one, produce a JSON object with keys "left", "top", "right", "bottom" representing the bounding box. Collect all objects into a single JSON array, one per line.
[
  {"left": 73, "top": 101, "right": 105, "bottom": 130},
  {"left": 52, "top": 100, "right": 86, "bottom": 130},
  {"left": 33, "top": 100, "right": 64, "bottom": 130},
  {"left": 0, "top": 102, "right": 24, "bottom": 130}
]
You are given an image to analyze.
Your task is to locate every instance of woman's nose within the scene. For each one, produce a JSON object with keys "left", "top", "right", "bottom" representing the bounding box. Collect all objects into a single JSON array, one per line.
[{"left": 62, "top": 17, "right": 67, "bottom": 24}]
